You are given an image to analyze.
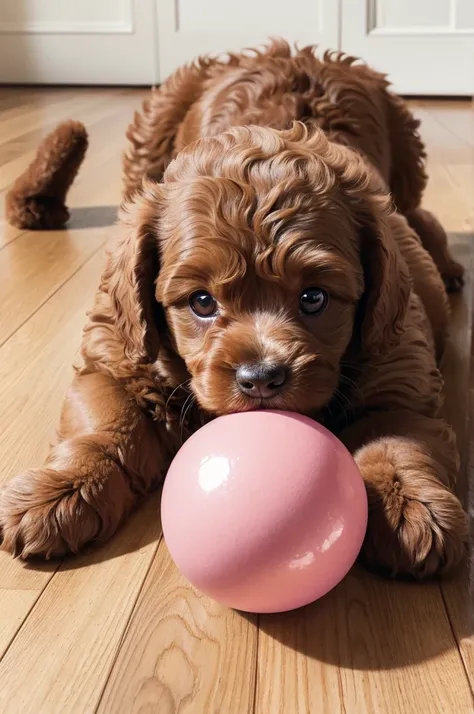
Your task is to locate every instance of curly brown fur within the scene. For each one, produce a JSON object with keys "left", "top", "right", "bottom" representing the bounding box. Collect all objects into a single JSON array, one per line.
[
  {"left": 406, "top": 206, "right": 465, "bottom": 292},
  {"left": 6, "top": 120, "right": 88, "bottom": 230},
  {"left": 124, "top": 42, "right": 426, "bottom": 211},
  {"left": 0, "top": 42, "right": 468, "bottom": 578},
  {"left": 122, "top": 59, "right": 215, "bottom": 200}
]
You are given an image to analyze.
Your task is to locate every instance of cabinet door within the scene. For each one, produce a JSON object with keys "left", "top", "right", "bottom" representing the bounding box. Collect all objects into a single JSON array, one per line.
[
  {"left": 156, "top": 0, "right": 339, "bottom": 81},
  {"left": 341, "top": 0, "right": 474, "bottom": 95},
  {"left": 0, "top": 0, "right": 158, "bottom": 85}
]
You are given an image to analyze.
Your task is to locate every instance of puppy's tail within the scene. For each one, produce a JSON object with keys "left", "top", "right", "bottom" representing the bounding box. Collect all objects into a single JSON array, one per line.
[{"left": 6, "top": 120, "right": 88, "bottom": 230}]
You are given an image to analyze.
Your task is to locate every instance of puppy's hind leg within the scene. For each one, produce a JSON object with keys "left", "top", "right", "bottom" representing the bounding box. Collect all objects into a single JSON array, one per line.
[{"left": 406, "top": 207, "right": 464, "bottom": 292}]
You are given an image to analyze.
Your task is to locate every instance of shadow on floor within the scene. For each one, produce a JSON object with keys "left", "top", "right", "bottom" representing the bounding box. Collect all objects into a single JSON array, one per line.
[
  {"left": 241, "top": 562, "right": 473, "bottom": 670},
  {"left": 67, "top": 205, "right": 118, "bottom": 229}
]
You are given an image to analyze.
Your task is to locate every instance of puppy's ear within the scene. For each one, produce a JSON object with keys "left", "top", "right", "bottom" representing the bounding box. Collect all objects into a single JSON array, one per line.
[
  {"left": 106, "top": 180, "right": 166, "bottom": 364},
  {"left": 320, "top": 140, "right": 411, "bottom": 356},
  {"left": 357, "top": 197, "right": 411, "bottom": 356}
]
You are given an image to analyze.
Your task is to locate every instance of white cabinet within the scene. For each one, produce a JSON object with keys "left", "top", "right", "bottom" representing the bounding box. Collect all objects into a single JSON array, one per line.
[
  {"left": 156, "top": 0, "right": 339, "bottom": 80},
  {"left": 341, "top": 0, "right": 474, "bottom": 95}
]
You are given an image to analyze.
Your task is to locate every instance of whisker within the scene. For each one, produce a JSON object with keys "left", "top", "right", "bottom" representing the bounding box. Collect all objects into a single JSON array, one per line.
[
  {"left": 332, "top": 388, "right": 357, "bottom": 430},
  {"left": 166, "top": 379, "right": 191, "bottom": 410},
  {"left": 338, "top": 373, "right": 364, "bottom": 399},
  {"left": 332, "top": 396, "right": 349, "bottom": 430},
  {"left": 179, "top": 391, "right": 194, "bottom": 425},
  {"left": 339, "top": 374, "right": 357, "bottom": 389},
  {"left": 179, "top": 392, "right": 196, "bottom": 440},
  {"left": 340, "top": 360, "right": 376, "bottom": 378},
  {"left": 325, "top": 402, "right": 335, "bottom": 423},
  {"left": 334, "top": 387, "right": 354, "bottom": 411}
]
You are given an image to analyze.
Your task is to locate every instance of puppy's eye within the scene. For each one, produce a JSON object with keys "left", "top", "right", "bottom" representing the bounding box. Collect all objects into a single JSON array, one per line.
[
  {"left": 189, "top": 290, "right": 218, "bottom": 318},
  {"left": 299, "top": 288, "right": 328, "bottom": 315}
]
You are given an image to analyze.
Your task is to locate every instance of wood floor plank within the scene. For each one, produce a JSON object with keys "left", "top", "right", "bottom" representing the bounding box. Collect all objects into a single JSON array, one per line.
[
  {"left": 0, "top": 495, "right": 162, "bottom": 714},
  {"left": 0, "top": 90, "right": 79, "bottom": 155},
  {"left": 0, "top": 222, "right": 25, "bottom": 249},
  {"left": 0, "top": 590, "right": 43, "bottom": 660},
  {"left": 0, "top": 91, "right": 128, "bottom": 191},
  {"left": 410, "top": 102, "right": 474, "bottom": 164},
  {"left": 422, "top": 162, "right": 473, "bottom": 232},
  {"left": 409, "top": 101, "right": 474, "bottom": 232},
  {"left": 0, "top": 89, "right": 51, "bottom": 113},
  {"left": 0, "top": 89, "right": 116, "bottom": 149},
  {"left": 255, "top": 570, "right": 473, "bottom": 714},
  {"left": 0, "top": 250, "right": 107, "bottom": 659},
  {"left": 0, "top": 556, "right": 56, "bottom": 659},
  {"left": 0, "top": 228, "right": 106, "bottom": 346},
  {"left": 441, "top": 572, "right": 474, "bottom": 692},
  {"left": 0, "top": 248, "right": 105, "bottom": 490},
  {"left": 0, "top": 89, "right": 141, "bottom": 171},
  {"left": 420, "top": 100, "right": 474, "bottom": 148},
  {"left": 97, "top": 539, "right": 258, "bottom": 714}
]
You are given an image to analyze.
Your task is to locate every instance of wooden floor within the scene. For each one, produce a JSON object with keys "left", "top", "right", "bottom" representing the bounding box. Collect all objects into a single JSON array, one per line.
[{"left": 0, "top": 88, "right": 473, "bottom": 714}]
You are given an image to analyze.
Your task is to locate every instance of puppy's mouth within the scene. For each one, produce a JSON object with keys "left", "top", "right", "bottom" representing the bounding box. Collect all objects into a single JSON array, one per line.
[{"left": 234, "top": 393, "right": 290, "bottom": 413}]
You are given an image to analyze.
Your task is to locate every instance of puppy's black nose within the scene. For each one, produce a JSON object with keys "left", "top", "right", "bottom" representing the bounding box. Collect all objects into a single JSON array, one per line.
[{"left": 236, "top": 363, "right": 287, "bottom": 399}]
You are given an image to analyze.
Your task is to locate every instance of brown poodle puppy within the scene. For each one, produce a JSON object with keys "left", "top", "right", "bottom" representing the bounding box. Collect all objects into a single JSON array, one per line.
[{"left": 1, "top": 42, "right": 468, "bottom": 579}]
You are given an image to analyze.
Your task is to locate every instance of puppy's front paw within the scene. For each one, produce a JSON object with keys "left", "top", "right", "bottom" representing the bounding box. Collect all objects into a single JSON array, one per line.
[
  {"left": 0, "top": 468, "right": 102, "bottom": 559},
  {"left": 355, "top": 440, "right": 468, "bottom": 579}
]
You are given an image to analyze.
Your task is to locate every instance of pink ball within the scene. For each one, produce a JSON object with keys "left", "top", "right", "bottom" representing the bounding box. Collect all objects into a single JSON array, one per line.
[{"left": 161, "top": 411, "right": 367, "bottom": 613}]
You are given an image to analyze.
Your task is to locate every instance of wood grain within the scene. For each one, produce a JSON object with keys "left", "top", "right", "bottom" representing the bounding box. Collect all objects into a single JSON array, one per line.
[
  {"left": 256, "top": 569, "right": 473, "bottom": 714},
  {"left": 0, "top": 89, "right": 111, "bottom": 148},
  {"left": 0, "top": 495, "right": 162, "bottom": 714},
  {"left": 0, "top": 228, "right": 106, "bottom": 346},
  {"left": 0, "top": 252, "right": 107, "bottom": 659},
  {"left": 422, "top": 162, "right": 473, "bottom": 233},
  {"left": 441, "top": 571, "right": 474, "bottom": 692},
  {"left": 0, "top": 222, "right": 25, "bottom": 249},
  {"left": 0, "top": 251, "right": 106, "bottom": 489},
  {"left": 0, "top": 556, "right": 56, "bottom": 658},
  {"left": 0, "top": 89, "right": 138, "bottom": 191},
  {"left": 97, "top": 538, "right": 258, "bottom": 714},
  {"left": 421, "top": 100, "right": 474, "bottom": 149}
]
